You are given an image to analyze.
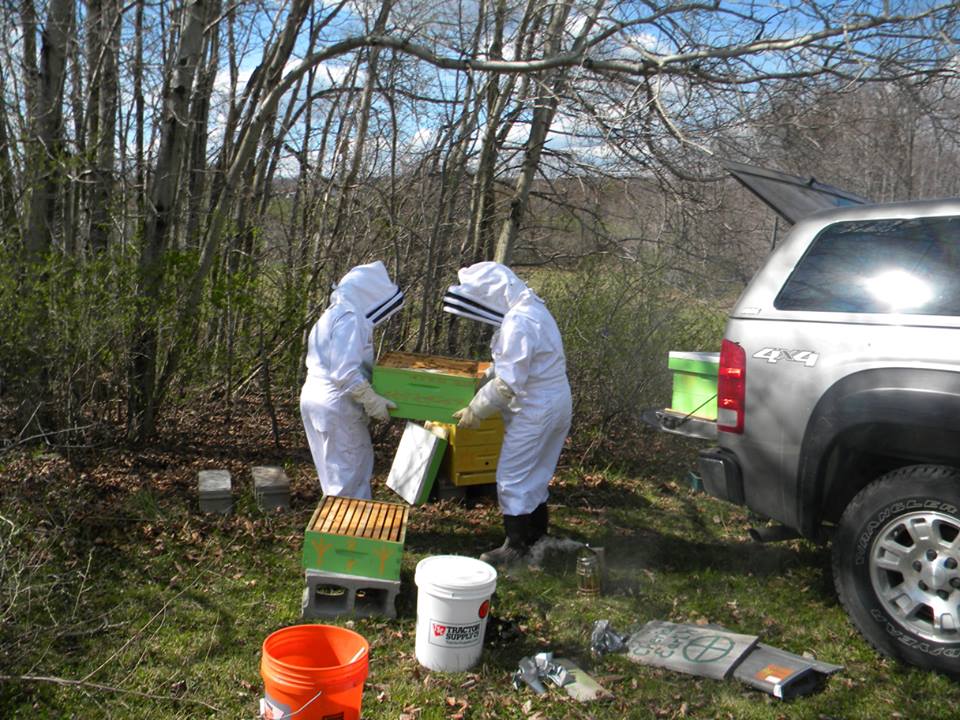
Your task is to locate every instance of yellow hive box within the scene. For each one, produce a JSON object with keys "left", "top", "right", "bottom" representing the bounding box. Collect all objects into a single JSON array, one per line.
[
  {"left": 431, "top": 418, "right": 504, "bottom": 487},
  {"left": 444, "top": 417, "right": 504, "bottom": 447}
]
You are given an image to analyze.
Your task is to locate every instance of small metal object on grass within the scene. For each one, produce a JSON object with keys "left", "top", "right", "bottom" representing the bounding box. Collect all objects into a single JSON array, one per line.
[
  {"left": 513, "top": 652, "right": 609, "bottom": 702},
  {"left": 576, "top": 546, "right": 602, "bottom": 595},
  {"left": 590, "top": 620, "right": 628, "bottom": 656},
  {"left": 512, "top": 656, "right": 546, "bottom": 694}
]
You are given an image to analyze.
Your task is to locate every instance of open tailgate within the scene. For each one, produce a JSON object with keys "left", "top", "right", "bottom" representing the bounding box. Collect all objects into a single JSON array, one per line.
[
  {"left": 641, "top": 407, "right": 717, "bottom": 441},
  {"left": 642, "top": 351, "right": 719, "bottom": 441}
]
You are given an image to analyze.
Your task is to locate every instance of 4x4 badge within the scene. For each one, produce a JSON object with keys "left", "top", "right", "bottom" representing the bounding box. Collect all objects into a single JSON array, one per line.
[{"left": 752, "top": 347, "right": 819, "bottom": 367}]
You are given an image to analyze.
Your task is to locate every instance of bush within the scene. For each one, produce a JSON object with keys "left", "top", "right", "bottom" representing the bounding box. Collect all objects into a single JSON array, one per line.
[
  {"left": 536, "top": 258, "right": 728, "bottom": 467},
  {"left": 0, "top": 249, "right": 139, "bottom": 444}
]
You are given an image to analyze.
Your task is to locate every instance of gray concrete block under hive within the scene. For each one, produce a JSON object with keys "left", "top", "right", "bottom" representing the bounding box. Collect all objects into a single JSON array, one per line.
[
  {"left": 301, "top": 569, "right": 400, "bottom": 620},
  {"left": 251, "top": 465, "right": 290, "bottom": 511},
  {"left": 198, "top": 469, "right": 232, "bottom": 514}
]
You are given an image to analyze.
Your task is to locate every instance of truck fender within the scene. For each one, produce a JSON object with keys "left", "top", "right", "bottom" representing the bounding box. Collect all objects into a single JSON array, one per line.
[{"left": 796, "top": 368, "right": 960, "bottom": 537}]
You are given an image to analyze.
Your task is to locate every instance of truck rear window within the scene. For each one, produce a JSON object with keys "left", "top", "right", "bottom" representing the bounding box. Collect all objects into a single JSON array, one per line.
[{"left": 774, "top": 216, "right": 960, "bottom": 315}]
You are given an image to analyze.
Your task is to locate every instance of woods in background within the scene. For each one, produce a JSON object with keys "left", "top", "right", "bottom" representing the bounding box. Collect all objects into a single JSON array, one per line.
[{"left": 1, "top": 0, "right": 958, "bottom": 448}]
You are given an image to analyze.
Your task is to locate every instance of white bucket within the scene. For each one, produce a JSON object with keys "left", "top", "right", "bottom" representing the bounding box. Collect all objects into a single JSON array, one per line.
[{"left": 414, "top": 555, "right": 498, "bottom": 672}]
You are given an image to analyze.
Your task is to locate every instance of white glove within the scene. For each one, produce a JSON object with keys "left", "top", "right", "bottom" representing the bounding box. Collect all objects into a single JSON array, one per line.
[
  {"left": 349, "top": 381, "right": 396, "bottom": 422},
  {"left": 452, "top": 405, "right": 481, "bottom": 429},
  {"left": 453, "top": 377, "right": 514, "bottom": 429},
  {"left": 478, "top": 363, "right": 496, "bottom": 389}
]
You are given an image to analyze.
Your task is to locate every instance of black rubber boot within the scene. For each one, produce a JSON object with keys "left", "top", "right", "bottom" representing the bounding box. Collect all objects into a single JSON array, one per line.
[
  {"left": 480, "top": 514, "right": 530, "bottom": 567},
  {"left": 528, "top": 503, "right": 549, "bottom": 546}
]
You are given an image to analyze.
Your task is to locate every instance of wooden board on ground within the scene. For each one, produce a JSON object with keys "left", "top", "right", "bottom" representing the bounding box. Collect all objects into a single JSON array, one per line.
[
  {"left": 626, "top": 621, "right": 758, "bottom": 681},
  {"left": 553, "top": 658, "right": 611, "bottom": 702}
]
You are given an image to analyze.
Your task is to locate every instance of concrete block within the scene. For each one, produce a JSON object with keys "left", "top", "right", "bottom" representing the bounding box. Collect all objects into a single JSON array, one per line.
[
  {"left": 301, "top": 569, "right": 400, "bottom": 620},
  {"left": 252, "top": 465, "right": 290, "bottom": 511},
  {"left": 198, "top": 469, "right": 232, "bottom": 514}
]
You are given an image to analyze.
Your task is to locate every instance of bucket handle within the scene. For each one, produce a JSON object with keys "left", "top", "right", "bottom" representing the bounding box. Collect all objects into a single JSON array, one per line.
[
  {"left": 260, "top": 690, "right": 322, "bottom": 719},
  {"left": 260, "top": 647, "right": 367, "bottom": 719}
]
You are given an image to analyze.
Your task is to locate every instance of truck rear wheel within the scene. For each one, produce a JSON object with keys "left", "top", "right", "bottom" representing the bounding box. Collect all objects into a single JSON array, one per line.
[{"left": 832, "top": 464, "right": 960, "bottom": 675}]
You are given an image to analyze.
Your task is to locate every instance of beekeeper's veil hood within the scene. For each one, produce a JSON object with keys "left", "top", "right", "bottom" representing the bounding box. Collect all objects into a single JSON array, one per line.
[
  {"left": 442, "top": 261, "right": 530, "bottom": 326},
  {"left": 332, "top": 261, "right": 404, "bottom": 326}
]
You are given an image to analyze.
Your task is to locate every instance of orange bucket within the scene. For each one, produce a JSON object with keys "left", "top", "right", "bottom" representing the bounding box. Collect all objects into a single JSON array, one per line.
[{"left": 260, "top": 624, "right": 369, "bottom": 720}]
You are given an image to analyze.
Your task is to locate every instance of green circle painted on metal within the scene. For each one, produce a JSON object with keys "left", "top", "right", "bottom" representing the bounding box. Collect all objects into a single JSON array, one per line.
[{"left": 682, "top": 635, "right": 735, "bottom": 663}]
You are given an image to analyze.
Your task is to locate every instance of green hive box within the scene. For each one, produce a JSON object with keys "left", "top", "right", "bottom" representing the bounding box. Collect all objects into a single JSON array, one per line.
[
  {"left": 302, "top": 496, "right": 409, "bottom": 581},
  {"left": 372, "top": 351, "right": 491, "bottom": 424},
  {"left": 668, "top": 351, "right": 719, "bottom": 420}
]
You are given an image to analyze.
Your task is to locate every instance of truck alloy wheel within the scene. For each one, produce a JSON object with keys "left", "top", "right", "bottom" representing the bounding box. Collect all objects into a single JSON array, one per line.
[{"left": 833, "top": 464, "right": 960, "bottom": 675}]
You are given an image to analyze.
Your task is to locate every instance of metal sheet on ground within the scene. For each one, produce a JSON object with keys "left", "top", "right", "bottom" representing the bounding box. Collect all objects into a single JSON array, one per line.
[
  {"left": 626, "top": 621, "right": 758, "bottom": 680},
  {"left": 733, "top": 643, "right": 843, "bottom": 700}
]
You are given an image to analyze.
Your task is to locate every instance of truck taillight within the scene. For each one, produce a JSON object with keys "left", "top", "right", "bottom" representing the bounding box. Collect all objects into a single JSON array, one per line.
[{"left": 717, "top": 339, "right": 746, "bottom": 433}]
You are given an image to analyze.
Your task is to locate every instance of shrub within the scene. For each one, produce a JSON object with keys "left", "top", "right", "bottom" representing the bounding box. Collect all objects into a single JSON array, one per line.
[{"left": 536, "top": 258, "right": 727, "bottom": 468}]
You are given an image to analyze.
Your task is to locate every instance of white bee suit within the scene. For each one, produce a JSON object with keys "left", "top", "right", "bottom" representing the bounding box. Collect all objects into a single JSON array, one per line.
[
  {"left": 300, "top": 261, "right": 403, "bottom": 498},
  {"left": 444, "top": 262, "right": 572, "bottom": 516}
]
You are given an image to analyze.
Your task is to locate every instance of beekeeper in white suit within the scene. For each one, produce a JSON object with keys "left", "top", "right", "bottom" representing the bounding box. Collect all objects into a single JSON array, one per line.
[
  {"left": 300, "top": 261, "right": 404, "bottom": 499},
  {"left": 443, "top": 261, "right": 572, "bottom": 566}
]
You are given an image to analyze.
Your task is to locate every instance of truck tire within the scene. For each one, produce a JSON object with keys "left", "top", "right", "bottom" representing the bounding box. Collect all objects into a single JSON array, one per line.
[{"left": 833, "top": 464, "right": 960, "bottom": 675}]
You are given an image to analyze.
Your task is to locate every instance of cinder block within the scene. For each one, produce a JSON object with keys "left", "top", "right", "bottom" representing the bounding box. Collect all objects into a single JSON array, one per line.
[
  {"left": 301, "top": 569, "right": 400, "bottom": 620},
  {"left": 198, "top": 470, "right": 232, "bottom": 514},
  {"left": 252, "top": 466, "right": 290, "bottom": 511}
]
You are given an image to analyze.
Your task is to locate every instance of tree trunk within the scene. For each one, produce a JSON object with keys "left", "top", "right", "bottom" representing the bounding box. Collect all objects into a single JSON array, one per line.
[
  {"left": 326, "top": 0, "right": 394, "bottom": 244},
  {"left": 151, "top": 0, "right": 321, "bottom": 425},
  {"left": 133, "top": 0, "right": 146, "bottom": 221},
  {"left": 0, "top": 72, "right": 19, "bottom": 234},
  {"left": 493, "top": 0, "right": 603, "bottom": 265},
  {"left": 183, "top": 0, "right": 222, "bottom": 248},
  {"left": 127, "top": 0, "right": 208, "bottom": 441},
  {"left": 23, "top": 0, "right": 73, "bottom": 259},
  {"left": 88, "top": 0, "right": 121, "bottom": 254}
]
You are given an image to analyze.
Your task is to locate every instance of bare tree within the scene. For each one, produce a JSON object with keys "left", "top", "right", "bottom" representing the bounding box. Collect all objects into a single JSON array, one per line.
[
  {"left": 127, "top": 0, "right": 209, "bottom": 439},
  {"left": 23, "top": 0, "right": 73, "bottom": 259}
]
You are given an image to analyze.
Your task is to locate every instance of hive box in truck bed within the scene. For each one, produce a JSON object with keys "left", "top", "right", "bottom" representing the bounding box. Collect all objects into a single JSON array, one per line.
[
  {"left": 372, "top": 351, "right": 492, "bottom": 424},
  {"left": 302, "top": 496, "right": 409, "bottom": 581},
  {"left": 667, "top": 351, "right": 719, "bottom": 420}
]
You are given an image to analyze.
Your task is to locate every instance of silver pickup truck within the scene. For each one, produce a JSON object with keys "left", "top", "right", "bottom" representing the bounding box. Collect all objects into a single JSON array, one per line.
[{"left": 669, "top": 164, "right": 960, "bottom": 674}]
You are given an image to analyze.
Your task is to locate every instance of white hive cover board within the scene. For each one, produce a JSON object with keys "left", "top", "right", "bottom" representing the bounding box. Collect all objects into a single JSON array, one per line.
[{"left": 387, "top": 422, "right": 447, "bottom": 505}]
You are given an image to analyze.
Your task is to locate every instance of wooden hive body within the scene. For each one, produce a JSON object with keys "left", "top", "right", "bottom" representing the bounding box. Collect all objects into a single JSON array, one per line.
[
  {"left": 667, "top": 351, "right": 719, "bottom": 420},
  {"left": 437, "top": 417, "right": 504, "bottom": 486},
  {"left": 302, "top": 497, "right": 409, "bottom": 581},
  {"left": 372, "top": 351, "right": 491, "bottom": 423}
]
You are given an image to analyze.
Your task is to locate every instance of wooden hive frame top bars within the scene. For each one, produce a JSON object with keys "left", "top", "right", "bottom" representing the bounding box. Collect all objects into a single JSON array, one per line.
[
  {"left": 312, "top": 496, "right": 409, "bottom": 542},
  {"left": 377, "top": 351, "right": 489, "bottom": 379}
]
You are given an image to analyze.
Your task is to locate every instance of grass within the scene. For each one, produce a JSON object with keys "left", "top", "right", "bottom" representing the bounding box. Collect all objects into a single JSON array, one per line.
[{"left": 1, "top": 408, "right": 958, "bottom": 719}]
